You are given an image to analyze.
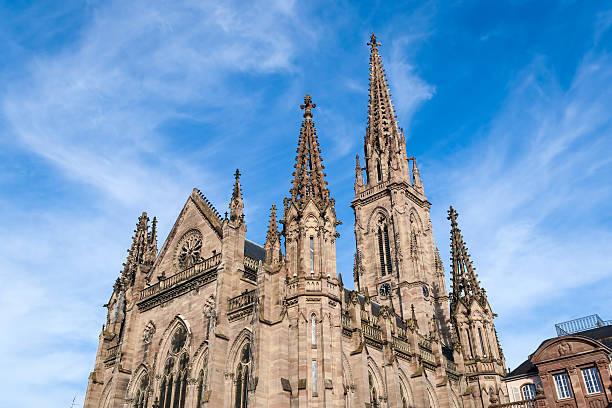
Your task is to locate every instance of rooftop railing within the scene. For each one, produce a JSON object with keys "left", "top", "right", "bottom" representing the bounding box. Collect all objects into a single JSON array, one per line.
[
  {"left": 139, "top": 253, "right": 222, "bottom": 300},
  {"left": 555, "top": 314, "right": 611, "bottom": 336}
]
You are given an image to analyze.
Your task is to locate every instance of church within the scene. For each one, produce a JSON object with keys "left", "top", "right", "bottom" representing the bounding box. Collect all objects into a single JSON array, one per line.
[{"left": 84, "top": 34, "right": 508, "bottom": 408}]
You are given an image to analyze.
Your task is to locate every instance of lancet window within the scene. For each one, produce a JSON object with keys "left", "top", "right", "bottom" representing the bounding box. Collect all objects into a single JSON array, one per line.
[
  {"left": 311, "top": 314, "right": 317, "bottom": 346},
  {"left": 400, "top": 385, "right": 408, "bottom": 408},
  {"left": 478, "top": 328, "right": 487, "bottom": 358},
  {"left": 195, "top": 354, "right": 208, "bottom": 408},
  {"left": 368, "top": 373, "right": 379, "bottom": 408},
  {"left": 376, "top": 220, "right": 393, "bottom": 277},
  {"left": 234, "top": 343, "right": 251, "bottom": 408},
  {"left": 132, "top": 373, "right": 149, "bottom": 408},
  {"left": 309, "top": 236, "right": 314, "bottom": 274},
  {"left": 158, "top": 326, "right": 189, "bottom": 408}
]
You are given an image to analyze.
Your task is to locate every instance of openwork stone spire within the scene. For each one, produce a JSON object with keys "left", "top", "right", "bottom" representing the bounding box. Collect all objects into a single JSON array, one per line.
[
  {"left": 448, "top": 206, "right": 482, "bottom": 303},
  {"left": 122, "top": 212, "right": 157, "bottom": 285},
  {"left": 288, "top": 94, "right": 331, "bottom": 209},
  {"left": 366, "top": 33, "right": 402, "bottom": 154}
]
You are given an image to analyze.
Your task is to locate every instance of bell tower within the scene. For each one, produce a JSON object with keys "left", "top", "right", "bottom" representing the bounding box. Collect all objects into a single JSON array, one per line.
[{"left": 352, "top": 33, "right": 451, "bottom": 342}]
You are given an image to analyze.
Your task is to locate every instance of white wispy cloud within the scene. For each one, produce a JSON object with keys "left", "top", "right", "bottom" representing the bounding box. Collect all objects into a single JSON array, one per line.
[
  {"left": 427, "top": 49, "right": 612, "bottom": 368},
  {"left": 0, "top": 1, "right": 317, "bottom": 406}
]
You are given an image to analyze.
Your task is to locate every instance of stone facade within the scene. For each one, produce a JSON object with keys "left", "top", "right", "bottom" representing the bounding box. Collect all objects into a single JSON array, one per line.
[
  {"left": 83, "top": 34, "right": 507, "bottom": 408},
  {"left": 499, "top": 319, "right": 612, "bottom": 408}
]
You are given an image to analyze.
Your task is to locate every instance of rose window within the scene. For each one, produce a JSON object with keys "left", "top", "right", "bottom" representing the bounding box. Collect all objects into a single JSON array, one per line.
[{"left": 177, "top": 232, "right": 202, "bottom": 269}]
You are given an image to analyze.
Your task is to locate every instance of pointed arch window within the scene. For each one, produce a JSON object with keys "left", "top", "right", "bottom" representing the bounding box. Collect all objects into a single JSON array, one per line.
[
  {"left": 158, "top": 326, "right": 188, "bottom": 408},
  {"left": 309, "top": 236, "right": 315, "bottom": 274},
  {"left": 383, "top": 225, "right": 392, "bottom": 275},
  {"left": 377, "top": 222, "right": 393, "bottom": 277},
  {"left": 196, "top": 369, "right": 205, "bottom": 407},
  {"left": 376, "top": 159, "right": 382, "bottom": 182},
  {"left": 478, "top": 328, "right": 487, "bottom": 358},
  {"left": 368, "top": 372, "right": 379, "bottom": 408},
  {"left": 465, "top": 328, "right": 474, "bottom": 358},
  {"left": 235, "top": 343, "right": 251, "bottom": 408},
  {"left": 312, "top": 360, "right": 318, "bottom": 394},
  {"left": 133, "top": 373, "right": 149, "bottom": 408},
  {"left": 311, "top": 314, "right": 317, "bottom": 346},
  {"left": 400, "top": 385, "right": 408, "bottom": 408}
]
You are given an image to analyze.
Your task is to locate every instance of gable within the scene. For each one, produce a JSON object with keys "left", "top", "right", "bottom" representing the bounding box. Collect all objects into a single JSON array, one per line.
[
  {"left": 150, "top": 189, "right": 223, "bottom": 282},
  {"left": 531, "top": 335, "right": 605, "bottom": 364}
]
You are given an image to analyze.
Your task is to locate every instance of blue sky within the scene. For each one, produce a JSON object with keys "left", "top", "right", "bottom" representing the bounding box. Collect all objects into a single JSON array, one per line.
[{"left": 0, "top": 0, "right": 610, "bottom": 406}]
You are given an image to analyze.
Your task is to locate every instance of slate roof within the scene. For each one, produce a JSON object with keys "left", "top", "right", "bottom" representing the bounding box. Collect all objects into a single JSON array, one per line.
[{"left": 244, "top": 239, "right": 265, "bottom": 261}]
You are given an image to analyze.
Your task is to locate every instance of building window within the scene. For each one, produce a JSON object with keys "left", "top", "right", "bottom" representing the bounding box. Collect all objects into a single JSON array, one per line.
[
  {"left": 235, "top": 344, "right": 251, "bottom": 408},
  {"left": 383, "top": 225, "right": 392, "bottom": 276},
  {"left": 377, "top": 224, "right": 393, "bottom": 277},
  {"left": 368, "top": 373, "right": 379, "bottom": 408},
  {"left": 553, "top": 373, "right": 572, "bottom": 400},
  {"left": 311, "top": 314, "right": 317, "bottom": 346},
  {"left": 465, "top": 328, "right": 474, "bottom": 358},
  {"left": 312, "top": 360, "right": 318, "bottom": 394},
  {"left": 478, "top": 328, "right": 487, "bottom": 358},
  {"left": 582, "top": 367, "right": 602, "bottom": 394},
  {"left": 309, "top": 236, "right": 314, "bottom": 274},
  {"left": 378, "top": 228, "right": 386, "bottom": 276},
  {"left": 376, "top": 159, "right": 382, "bottom": 182},
  {"left": 521, "top": 384, "right": 536, "bottom": 400}
]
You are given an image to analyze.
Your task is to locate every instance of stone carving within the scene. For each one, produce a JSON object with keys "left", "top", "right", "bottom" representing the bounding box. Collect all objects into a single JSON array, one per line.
[
  {"left": 143, "top": 321, "right": 156, "bottom": 356},
  {"left": 203, "top": 295, "right": 217, "bottom": 340},
  {"left": 176, "top": 229, "right": 203, "bottom": 270},
  {"left": 557, "top": 341, "right": 572, "bottom": 356},
  {"left": 109, "top": 287, "right": 126, "bottom": 327}
]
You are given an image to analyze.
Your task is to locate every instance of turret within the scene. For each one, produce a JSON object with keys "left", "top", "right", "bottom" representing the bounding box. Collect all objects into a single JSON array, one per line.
[
  {"left": 281, "top": 94, "right": 339, "bottom": 279},
  {"left": 447, "top": 206, "right": 506, "bottom": 406}
]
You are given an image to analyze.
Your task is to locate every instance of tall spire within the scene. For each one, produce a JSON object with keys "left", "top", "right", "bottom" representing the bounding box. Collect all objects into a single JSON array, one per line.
[
  {"left": 288, "top": 94, "right": 332, "bottom": 209},
  {"left": 366, "top": 33, "right": 401, "bottom": 154},
  {"left": 448, "top": 206, "right": 482, "bottom": 303},
  {"left": 229, "top": 169, "right": 244, "bottom": 223}
]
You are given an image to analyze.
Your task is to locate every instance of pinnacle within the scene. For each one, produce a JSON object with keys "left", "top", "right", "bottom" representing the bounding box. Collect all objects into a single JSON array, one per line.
[
  {"left": 232, "top": 169, "right": 242, "bottom": 200},
  {"left": 448, "top": 206, "right": 482, "bottom": 302},
  {"left": 288, "top": 94, "right": 332, "bottom": 209},
  {"left": 229, "top": 169, "right": 245, "bottom": 223},
  {"left": 266, "top": 204, "right": 279, "bottom": 240}
]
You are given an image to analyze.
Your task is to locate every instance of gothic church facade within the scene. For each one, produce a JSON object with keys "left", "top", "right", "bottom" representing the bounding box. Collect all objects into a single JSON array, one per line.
[{"left": 84, "top": 34, "right": 507, "bottom": 408}]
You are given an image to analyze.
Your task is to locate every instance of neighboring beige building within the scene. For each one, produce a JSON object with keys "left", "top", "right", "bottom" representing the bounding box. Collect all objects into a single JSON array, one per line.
[
  {"left": 83, "top": 34, "right": 507, "bottom": 408},
  {"left": 498, "top": 315, "right": 612, "bottom": 408}
]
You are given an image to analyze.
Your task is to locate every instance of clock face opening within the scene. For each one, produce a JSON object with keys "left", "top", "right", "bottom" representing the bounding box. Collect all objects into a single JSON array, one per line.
[{"left": 379, "top": 283, "right": 391, "bottom": 297}]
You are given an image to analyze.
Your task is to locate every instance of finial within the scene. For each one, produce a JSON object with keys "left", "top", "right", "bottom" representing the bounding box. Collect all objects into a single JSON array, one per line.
[
  {"left": 232, "top": 169, "right": 242, "bottom": 200},
  {"left": 367, "top": 32, "right": 380, "bottom": 49},
  {"left": 448, "top": 205, "right": 458, "bottom": 225},
  {"left": 300, "top": 94, "right": 316, "bottom": 120}
]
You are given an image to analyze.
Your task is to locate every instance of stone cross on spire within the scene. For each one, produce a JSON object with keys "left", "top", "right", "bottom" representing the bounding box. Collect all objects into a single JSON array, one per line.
[
  {"left": 300, "top": 93, "right": 316, "bottom": 120},
  {"left": 229, "top": 169, "right": 244, "bottom": 223},
  {"left": 288, "top": 94, "right": 331, "bottom": 210},
  {"left": 448, "top": 206, "right": 482, "bottom": 302}
]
